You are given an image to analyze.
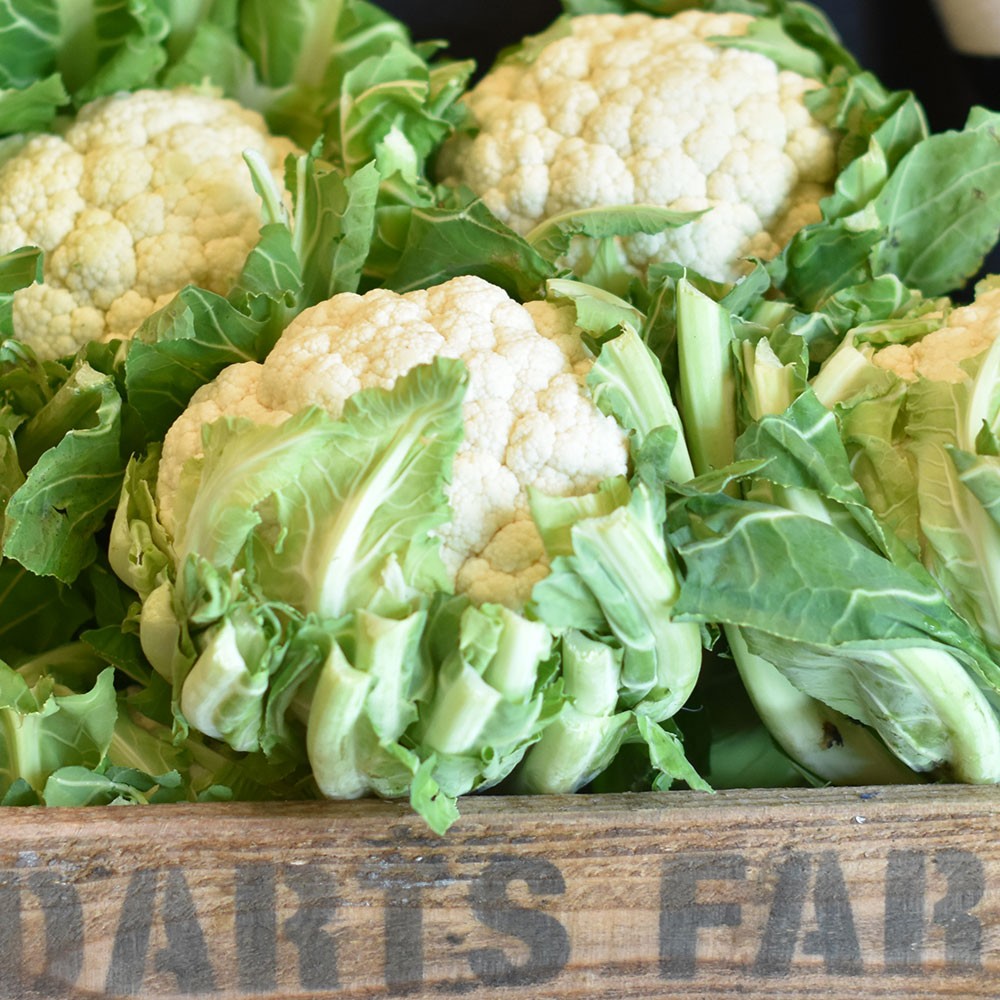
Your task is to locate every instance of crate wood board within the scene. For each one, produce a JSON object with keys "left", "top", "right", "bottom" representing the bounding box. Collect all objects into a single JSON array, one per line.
[{"left": 2, "top": 784, "right": 998, "bottom": 999}]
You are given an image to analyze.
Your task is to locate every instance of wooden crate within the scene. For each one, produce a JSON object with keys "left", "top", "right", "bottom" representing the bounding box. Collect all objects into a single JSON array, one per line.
[{"left": 2, "top": 784, "right": 999, "bottom": 998}]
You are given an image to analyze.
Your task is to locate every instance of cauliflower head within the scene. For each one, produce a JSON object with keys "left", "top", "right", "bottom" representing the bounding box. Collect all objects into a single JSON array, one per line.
[
  {"left": 874, "top": 282, "right": 1000, "bottom": 383},
  {"left": 438, "top": 11, "right": 837, "bottom": 283},
  {"left": 157, "top": 275, "right": 629, "bottom": 608},
  {"left": 0, "top": 88, "right": 298, "bottom": 360}
]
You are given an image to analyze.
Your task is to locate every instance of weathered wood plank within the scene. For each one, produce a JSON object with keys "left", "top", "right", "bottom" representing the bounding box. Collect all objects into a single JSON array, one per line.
[{"left": 1, "top": 785, "right": 998, "bottom": 998}]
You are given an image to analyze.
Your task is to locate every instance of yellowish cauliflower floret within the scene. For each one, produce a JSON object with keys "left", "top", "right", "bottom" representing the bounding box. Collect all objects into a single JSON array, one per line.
[
  {"left": 874, "top": 285, "right": 1000, "bottom": 383},
  {"left": 0, "top": 88, "right": 299, "bottom": 360},
  {"left": 157, "top": 275, "right": 630, "bottom": 608},
  {"left": 438, "top": 11, "right": 838, "bottom": 283}
]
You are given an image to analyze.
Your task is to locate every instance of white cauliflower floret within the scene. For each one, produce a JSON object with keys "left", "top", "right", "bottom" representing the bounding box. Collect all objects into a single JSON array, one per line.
[
  {"left": 157, "top": 361, "right": 291, "bottom": 515},
  {"left": 438, "top": 10, "right": 838, "bottom": 283},
  {"left": 0, "top": 88, "right": 298, "bottom": 360},
  {"left": 874, "top": 285, "right": 1000, "bottom": 383},
  {"left": 157, "top": 275, "right": 629, "bottom": 608}
]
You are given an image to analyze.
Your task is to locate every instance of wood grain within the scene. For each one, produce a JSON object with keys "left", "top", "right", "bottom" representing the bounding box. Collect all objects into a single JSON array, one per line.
[{"left": 1, "top": 785, "right": 999, "bottom": 998}]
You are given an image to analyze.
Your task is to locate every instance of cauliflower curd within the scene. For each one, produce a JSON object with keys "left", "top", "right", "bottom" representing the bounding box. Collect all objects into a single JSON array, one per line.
[
  {"left": 438, "top": 10, "right": 838, "bottom": 283},
  {"left": 874, "top": 283, "right": 1000, "bottom": 383},
  {"left": 0, "top": 88, "right": 298, "bottom": 360},
  {"left": 157, "top": 275, "right": 630, "bottom": 608}
]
